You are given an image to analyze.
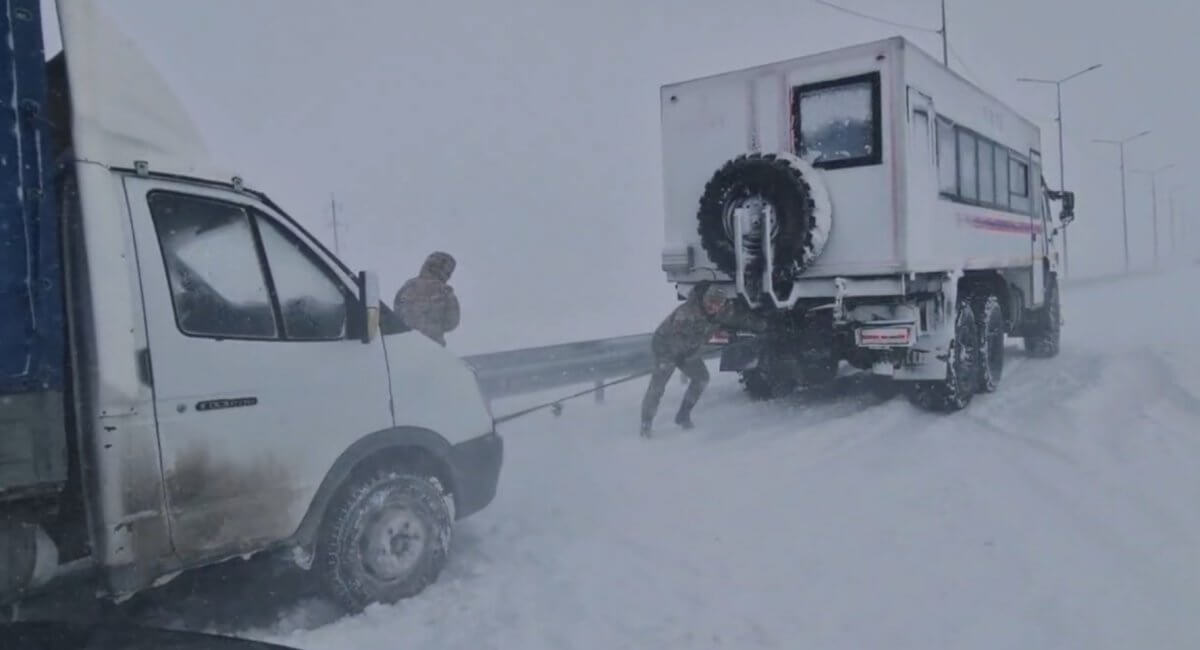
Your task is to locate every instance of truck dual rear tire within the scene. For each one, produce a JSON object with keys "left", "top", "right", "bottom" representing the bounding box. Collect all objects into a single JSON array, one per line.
[
  {"left": 740, "top": 365, "right": 797, "bottom": 400},
  {"left": 315, "top": 468, "right": 452, "bottom": 613},
  {"left": 907, "top": 298, "right": 978, "bottom": 412},
  {"left": 974, "top": 295, "right": 1005, "bottom": 393}
]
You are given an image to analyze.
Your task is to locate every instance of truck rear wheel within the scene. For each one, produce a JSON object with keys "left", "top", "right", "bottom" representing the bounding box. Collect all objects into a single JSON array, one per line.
[
  {"left": 908, "top": 299, "right": 978, "bottom": 412},
  {"left": 1023, "top": 274, "right": 1061, "bottom": 358},
  {"left": 740, "top": 360, "right": 797, "bottom": 400},
  {"left": 974, "top": 294, "right": 1005, "bottom": 393},
  {"left": 315, "top": 467, "right": 452, "bottom": 613}
]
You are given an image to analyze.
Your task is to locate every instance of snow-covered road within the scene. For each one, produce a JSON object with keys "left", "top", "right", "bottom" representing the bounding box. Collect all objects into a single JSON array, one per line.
[{"left": 155, "top": 268, "right": 1200, "bottom": 649}]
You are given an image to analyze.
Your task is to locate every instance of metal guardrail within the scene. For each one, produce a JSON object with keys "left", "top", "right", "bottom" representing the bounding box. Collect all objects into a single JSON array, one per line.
[
  {"left": 465, "top": 333, "right": 726, "bottom": 401},
  {"left": 464, "top": 334, "right": 656, "bottom": 400}
]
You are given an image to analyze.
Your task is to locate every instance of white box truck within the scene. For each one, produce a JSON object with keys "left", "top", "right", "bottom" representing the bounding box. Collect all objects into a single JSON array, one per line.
[
  {"left": 660, "top": 37, "right": 1075, "bottom": 409},
  {"left": 1, "top": 1, "right": 501, "bottom": 614}
]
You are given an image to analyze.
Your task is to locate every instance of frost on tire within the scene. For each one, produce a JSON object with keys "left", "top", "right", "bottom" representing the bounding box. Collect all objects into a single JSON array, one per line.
[
  {"left": 696, "top": 153, "right": 832, "bottom": 289},
  {"left": 974, "top": 294, "right": 1005, "bottom": 393},
  {"left": 315, "top": 468, "right": 453, "bottom": 613},
  {"left": 908, "top": 298, "right": 979, "bottom": 412}
]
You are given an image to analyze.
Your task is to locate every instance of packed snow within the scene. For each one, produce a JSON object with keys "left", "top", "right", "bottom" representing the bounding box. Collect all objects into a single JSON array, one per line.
[{"left": 130, "top": 267, "right": 1200, "bottom": 649}]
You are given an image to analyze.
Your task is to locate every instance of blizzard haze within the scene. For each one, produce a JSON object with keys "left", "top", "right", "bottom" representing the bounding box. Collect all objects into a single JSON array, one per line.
[
  {"left": 33, "top": 2, "right": 1200, "bottom": 648},
  {"left": 40, "top": 0, "right": 1200, "bottom": 353}
]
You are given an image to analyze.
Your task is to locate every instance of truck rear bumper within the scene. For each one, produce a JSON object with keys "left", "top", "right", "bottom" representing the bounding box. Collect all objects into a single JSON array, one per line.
[{"left": 449, "top": 431, "right": 503, "bottom": 520}]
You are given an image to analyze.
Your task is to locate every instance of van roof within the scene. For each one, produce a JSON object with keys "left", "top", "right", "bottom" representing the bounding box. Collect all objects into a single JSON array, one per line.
[{"left": 57, "top": 0, "right": 244, "bottom": 186}]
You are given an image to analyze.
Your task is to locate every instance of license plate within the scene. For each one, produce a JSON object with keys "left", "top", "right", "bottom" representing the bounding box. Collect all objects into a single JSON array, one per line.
[{"left": 856, "top": 325, "right": 914, "bottom": 348}]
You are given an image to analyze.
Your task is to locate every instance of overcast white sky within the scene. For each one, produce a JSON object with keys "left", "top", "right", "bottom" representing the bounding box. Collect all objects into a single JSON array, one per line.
[{"left": 41, "top": 0, "right": 1200, "bottom": 353}]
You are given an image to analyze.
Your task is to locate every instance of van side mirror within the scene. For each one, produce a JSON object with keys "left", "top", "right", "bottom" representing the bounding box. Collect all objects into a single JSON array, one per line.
[
  {"left": 1047, "top": 189, "right": 1075, "bottom": 225},
  {"left": 357, "top": 270, "right": 380, "bottom": 343}
]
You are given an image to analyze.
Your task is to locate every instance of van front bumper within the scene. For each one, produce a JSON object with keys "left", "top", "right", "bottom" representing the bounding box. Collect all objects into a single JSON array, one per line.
[{"left": 449, "top": 431, "right": 503, "bottom": 520}]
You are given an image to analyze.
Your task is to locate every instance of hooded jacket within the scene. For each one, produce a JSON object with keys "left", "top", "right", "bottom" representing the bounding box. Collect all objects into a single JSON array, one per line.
[{"left": 394, "top": 252, "right": 460, "bottom": 345}]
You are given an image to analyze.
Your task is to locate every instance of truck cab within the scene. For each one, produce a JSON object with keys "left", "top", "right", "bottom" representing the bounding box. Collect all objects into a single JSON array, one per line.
[{"left": 1, "top": 0, "right": 501, "bottom": 613}]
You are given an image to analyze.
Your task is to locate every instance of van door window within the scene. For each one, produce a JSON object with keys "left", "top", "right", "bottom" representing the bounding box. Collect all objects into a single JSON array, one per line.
[
  {"left": 254, "top": 213, "right": 349, "bottom": 340},
  {"left": 148, "top": 192, "right": 278, "bottom": 339}
]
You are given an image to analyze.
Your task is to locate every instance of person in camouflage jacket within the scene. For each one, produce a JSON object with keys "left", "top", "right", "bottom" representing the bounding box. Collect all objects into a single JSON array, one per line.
[
  {"left": 640, "top": 283, "right": 767, "bottom": 437},
  {"left": 394, "top": 252, "right": 460, "bottom": 346}
]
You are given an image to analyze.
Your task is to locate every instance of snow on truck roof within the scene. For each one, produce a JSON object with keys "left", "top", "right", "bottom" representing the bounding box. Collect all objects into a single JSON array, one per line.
[
  {"left": 661, "top": 35, "right": 1038, "bottom": 134},
  {"left": 55, "top": 0, "right": 243, "bottom": 186}
]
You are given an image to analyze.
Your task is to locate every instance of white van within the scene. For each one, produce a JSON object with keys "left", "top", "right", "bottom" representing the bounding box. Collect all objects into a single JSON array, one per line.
[
  {"left": 0, "top": 1, "right": 501, "bottom": 613},
  {"left": 659, "top": 37, "right": 1075, "bottom": 409}
]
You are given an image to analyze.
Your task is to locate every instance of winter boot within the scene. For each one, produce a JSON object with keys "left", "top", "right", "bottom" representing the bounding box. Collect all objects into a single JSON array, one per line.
[
  {"left": 640, "top": 420, "right": 653, "bottom": 438},
  {"left": 674, "top": 405, "right": 695, "bottom": 430}
]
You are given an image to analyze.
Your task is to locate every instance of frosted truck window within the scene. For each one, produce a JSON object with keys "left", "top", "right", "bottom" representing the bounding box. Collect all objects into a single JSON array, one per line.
[
  {"left": 149, "top": 193, "right": 278, "bottom": 339},
  {"left": 1009, "top": 158, "right": 1030, "bottom": 213},
  {"left": 1009, "top": 158, "right": 1028, "bottom": 196},
  {"left": 937, "top": 118, "right": 957, "bottom": 194},
  {"left": 978, "top": 140, "right": 996, "bottom": 204},
  {"left": 956, "top": 130, "right": 978, "bottom": 201},
  {"left": 993, "top": 146, "right": 1009, "bottom": 208},
  {"left": 256, "top": 214, "right": 349, "bottom": 340},
  {"left": 796, "top": 79, "right": 875, "bottom": 166}
]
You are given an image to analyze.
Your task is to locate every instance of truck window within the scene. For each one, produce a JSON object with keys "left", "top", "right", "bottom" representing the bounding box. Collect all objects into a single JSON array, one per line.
[
  {"left": 148, "top": 192, "right": 278, "bottom": 339},
  {"left": 993, "top": 146, "right": 1009, "bottom": 209},
  {"left": 978, "top": 140, "right": 996, "bottom": 205},
  {"left": 936, "top": 118, "right": 956, "bottom": 194},
  {"left": 1009, "top": 157, "right": 1030, "bottom": 212},
  {"left": 792, "top": 72, "right": 882, "bottom": 169},
  {"left": 956, "top": 130, "right": 978, "bottom": 201},
  {"left": 254, "top": 213, "right": 349, "bottom": 340}
]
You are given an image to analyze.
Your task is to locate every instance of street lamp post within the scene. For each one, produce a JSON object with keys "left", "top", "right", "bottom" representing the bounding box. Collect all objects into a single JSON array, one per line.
[
  {"left": 1094, "top": 130, "right": 1152, "bottom": 273},
  {"left": 1130, "top": 164, "right": 1175, "bottom": 268},
  {"left": 1018, "top": 63, "right": 1103, "bottom": 278},
  {"left": 1169, "top": 185, "right": 1186, "bottom": 258}
]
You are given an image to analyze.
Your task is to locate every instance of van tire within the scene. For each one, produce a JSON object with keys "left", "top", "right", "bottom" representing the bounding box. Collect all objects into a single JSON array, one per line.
[
  {"left": 1023, "top": 274, "right": 1061, "bottom": 358},
  {"left": 907, "top": 298, "right": 978, "bottom": 412},
  {"left": 973, "top": 294, "right": 1005, "bottom": 393},
  {"left": 697, "top": 154, "right": 820, "bottom": 282},
  {"left": 315, "top": 468, "right": 452, "bottom": 613}
]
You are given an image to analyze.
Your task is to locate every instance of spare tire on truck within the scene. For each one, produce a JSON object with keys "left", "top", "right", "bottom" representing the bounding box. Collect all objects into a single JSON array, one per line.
[{"left": 696, "top": 153, "right": 832, "bottom": 289}]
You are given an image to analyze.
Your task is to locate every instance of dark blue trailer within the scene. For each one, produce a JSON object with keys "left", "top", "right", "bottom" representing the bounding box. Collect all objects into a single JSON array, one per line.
[{"left": 0, "top": 0, "right": 66, "bottom": 500}]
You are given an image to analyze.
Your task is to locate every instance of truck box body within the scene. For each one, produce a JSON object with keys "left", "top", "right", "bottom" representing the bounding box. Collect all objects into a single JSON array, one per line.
[
  {"left": 0, "top": 0, "right": 67, "bottom": 499},
  {"left": 661, "top": 37, "right": 1047, "bottom": 289}
]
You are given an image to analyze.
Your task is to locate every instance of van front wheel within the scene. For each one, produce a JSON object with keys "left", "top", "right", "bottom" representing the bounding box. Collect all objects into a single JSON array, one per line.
[{"left": 315, "top": 468, "right": 453, "bottom": 612}]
